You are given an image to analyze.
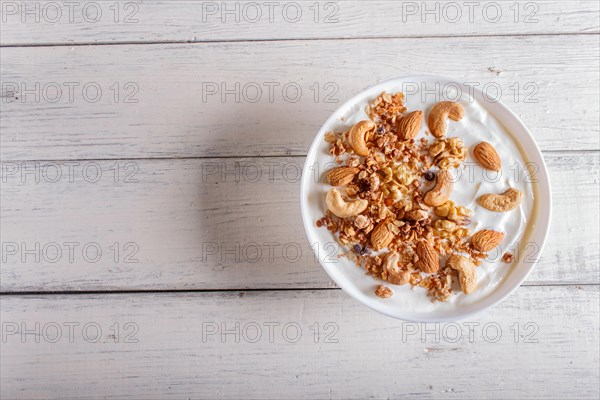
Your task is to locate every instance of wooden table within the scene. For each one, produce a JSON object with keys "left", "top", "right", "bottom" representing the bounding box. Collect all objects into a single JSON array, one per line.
[{"left": 1, "top": 1, "right": 599, "bottom": 399}]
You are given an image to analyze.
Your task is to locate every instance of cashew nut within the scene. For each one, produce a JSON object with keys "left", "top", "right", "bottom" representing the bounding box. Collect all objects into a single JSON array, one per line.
[
  {"left": 382, "top": 252, "right": 411, "bottom": 285},
  {"left": 423, "top": 170, "right": 453, "bottom": 207},
  {"left": 446, "top": 254, "right": 477, "bottom": 294},
  {"left": 325, "top": 188, "right": 368, "bottom": 218},
  {"left": 428, "top": 101, "right": 464, "bottom": 137},
  {"left": 478, "top": 188, "right": 523, "bottom": 212},
  {"left": 348, "top": 120, "right": 376, "bottom": 156}
]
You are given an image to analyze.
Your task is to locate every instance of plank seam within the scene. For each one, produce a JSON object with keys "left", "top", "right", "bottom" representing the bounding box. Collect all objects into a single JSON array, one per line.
[
  {"left": 2, "top": 283, "right": 599, "bottom": 297},
  {"left": 1, "top": 149, "right": 598, "bottom": 164},
  {"left": 1, "top": 31, "right": 599, "bottom": 49}
]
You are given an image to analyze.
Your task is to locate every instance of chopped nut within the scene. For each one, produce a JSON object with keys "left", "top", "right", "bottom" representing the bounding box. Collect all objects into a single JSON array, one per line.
[
  {"left": 324, "top": 132, "right": 337, "bottom": 143},
  {"left": 429, "top": 137, "right": 467, "bottom": 170},
  {"left": 434, "top": 201, "right": 453, "bottom": 218},
  {"left": 406, "top": 209, "right": 428, "bottom": 221},
  {"left": 354, "top": 215, "right": 370, "bottom": 230},
  {"left": 345, "top": 185, "right": 359, "bottom": 197},
  {"left": 429, "top": 141, "right": 445, "bottom": 157},
  {"left": 426, "top": 271, "right": 453, "bottom": 302},
  {"left": 366, "top": 92, "right": 406, "bottom": 125},
  {"left": 502, "top": 252, "right": 514, "bottom": 263},
  {"left": 374, "top": 284, "right": 394, "bottom": 298}
]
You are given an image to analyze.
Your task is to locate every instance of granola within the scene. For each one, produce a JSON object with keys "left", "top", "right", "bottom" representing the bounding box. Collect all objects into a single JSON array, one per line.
[
  {"left": 317, "top": 92, "right": 511, "bottom": 302},
  {"left": 374, "top": 284, "right": 394, "bottom": 299}
]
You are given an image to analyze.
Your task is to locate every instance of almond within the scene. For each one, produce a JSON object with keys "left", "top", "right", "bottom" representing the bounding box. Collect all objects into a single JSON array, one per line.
[
  {"left": 473, "top": 142, "right": 501, "bottom": 171},
  {"left": 326, "top": 166, "right": 359, "bottom": 186},
  {"left": 396, "top": 110, "right": 423, "bottom": 140},
  {"left": 414, "top": 241, "right": 439, "bottom": 274},
  {"left": 370, "top": 220, "right": 394, "bottom": 251},
  {"left": 471, "top": 230, "right": 505, "bottom": 252}
]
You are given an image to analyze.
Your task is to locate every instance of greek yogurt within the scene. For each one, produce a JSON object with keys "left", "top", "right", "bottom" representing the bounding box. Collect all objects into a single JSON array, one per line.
[{"left": 301, "top": 76, "right": 547, "bottom": 321}]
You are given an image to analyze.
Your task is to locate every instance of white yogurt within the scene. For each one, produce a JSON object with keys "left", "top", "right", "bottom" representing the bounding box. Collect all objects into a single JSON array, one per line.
[{"left": 312, "top": 83, "right": 535, "bottom": 314}]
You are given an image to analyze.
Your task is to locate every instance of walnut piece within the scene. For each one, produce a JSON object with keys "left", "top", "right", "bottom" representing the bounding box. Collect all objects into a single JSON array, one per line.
[{"left": 375, "top": 284, "right": 394, "bottom": 298}]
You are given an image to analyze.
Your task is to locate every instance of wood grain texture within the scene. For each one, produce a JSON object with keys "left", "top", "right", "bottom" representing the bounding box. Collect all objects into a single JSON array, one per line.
[
  {"left": 1, "top": 0, "right": 598, "bottom": 46},
  {"left": 1, "top": 152, "right": 598, "bottom": 292},
  {"left": 1, "top": 35, "right": 599, "bottom": 161},
  {"left": 1, "top": 286, "right": 598, "bottom": 400},
  {"left": 2, "top": 4, "right": 599, "bottom": 399}
]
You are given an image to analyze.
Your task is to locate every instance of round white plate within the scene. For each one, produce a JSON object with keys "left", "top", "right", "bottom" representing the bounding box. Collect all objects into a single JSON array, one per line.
[{"left": 300, "top": 76, "right": 551, "bottom": 322}]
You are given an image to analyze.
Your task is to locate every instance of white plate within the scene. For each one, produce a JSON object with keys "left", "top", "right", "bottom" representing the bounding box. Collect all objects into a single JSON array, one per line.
[{"left": 300, "top": 76, "right": 551, "bottom": 322}]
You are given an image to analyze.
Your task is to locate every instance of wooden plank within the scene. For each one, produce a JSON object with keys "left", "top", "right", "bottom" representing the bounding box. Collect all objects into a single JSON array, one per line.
[
  {"left": 1, "top": 35, "right": 599, "bottom": 161},
  {"left": 1, "top": 0, "right": 598, "bottom": 46},
  {"left": 1, "top": 286, "right": 598, "bottom": 399},
  {"left": 1, "top": 152, "right": 598, "bottom": 292}
]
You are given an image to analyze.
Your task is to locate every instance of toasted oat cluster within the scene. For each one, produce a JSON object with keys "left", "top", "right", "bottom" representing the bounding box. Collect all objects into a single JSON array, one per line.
[
  {"left": 317, "top": 92, "right": 523, "bottom": 301},
  {"left": 374, "top": 284, "right": 394, "bottom": 299}
]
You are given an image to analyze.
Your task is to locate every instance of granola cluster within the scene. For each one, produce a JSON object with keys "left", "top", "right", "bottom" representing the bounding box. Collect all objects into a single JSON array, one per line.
[{"left": 317, "top": 92, "right": 512, "bottom": 302}]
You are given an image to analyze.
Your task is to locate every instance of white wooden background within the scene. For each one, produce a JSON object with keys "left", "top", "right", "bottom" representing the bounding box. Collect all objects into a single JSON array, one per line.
[{"left": 1, "top": 1, "right": 599, "bottom": 399}]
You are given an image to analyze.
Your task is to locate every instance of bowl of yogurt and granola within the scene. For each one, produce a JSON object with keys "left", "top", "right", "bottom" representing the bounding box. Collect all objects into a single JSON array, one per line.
[{"left": 300, "top": 76, "right": 551, "bottom": 321}]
